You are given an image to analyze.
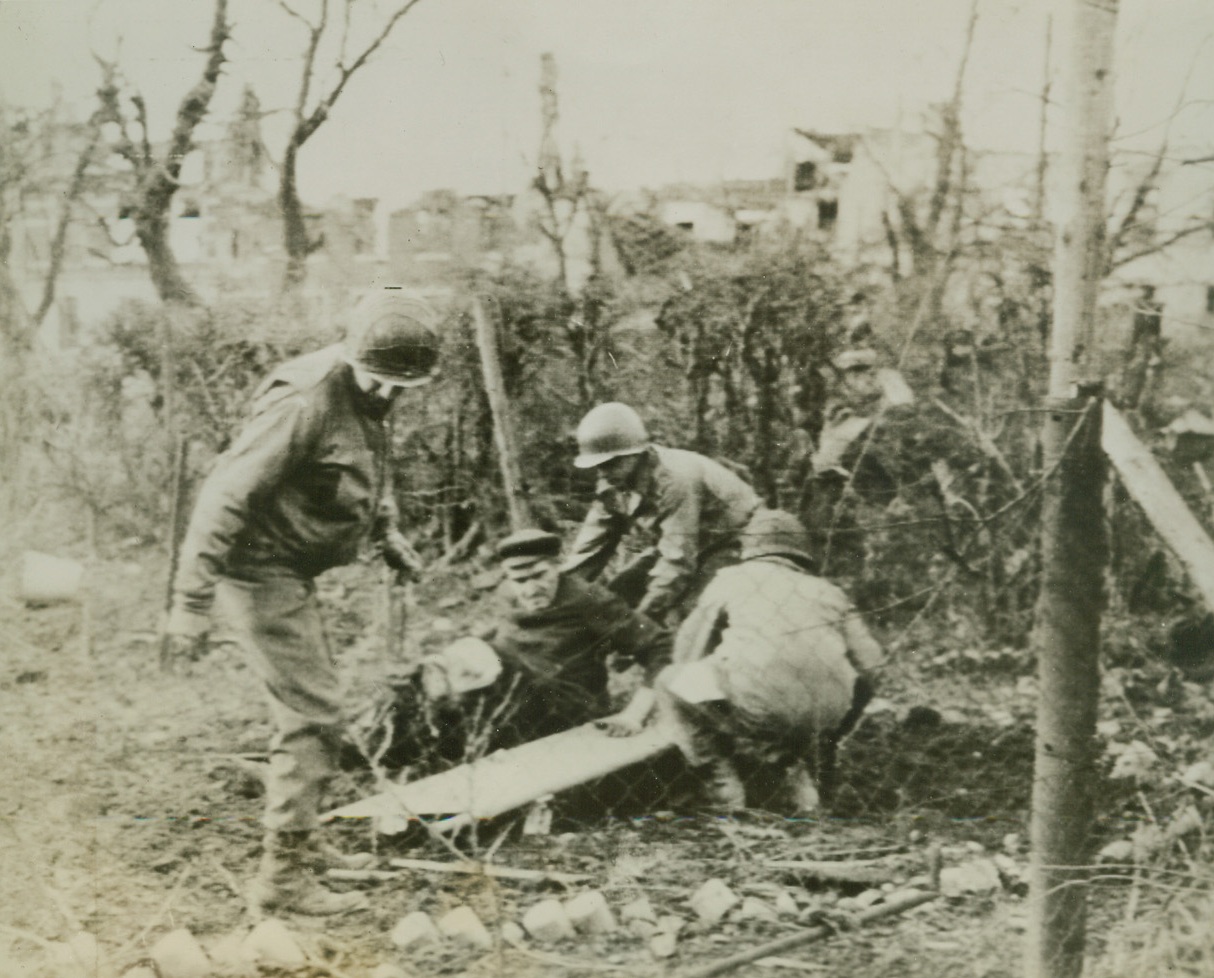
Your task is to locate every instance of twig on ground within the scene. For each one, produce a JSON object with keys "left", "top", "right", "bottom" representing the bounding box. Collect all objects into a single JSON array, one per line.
[
  {"left": 0, "top": 923, "right": 57, "bottom": 952},
  {"left": 208, "top": 855, "right": 245, "bottom": 899},
  {"left": 114, "top": 864, "right": 193, "bottom": 961},
  {"left": 679, "top": 889, "right": 938, "bottom": 978},
  {"left": 385, "top": 857, "right": 589, "bottom": 885}
]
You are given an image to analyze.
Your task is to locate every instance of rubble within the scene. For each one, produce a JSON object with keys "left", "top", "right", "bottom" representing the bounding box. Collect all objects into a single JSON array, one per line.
[
  {"left": 48, "top": 933, "right": 103, "bottom": 977},
  {"left": 650, "top": 916, "right": 686, "bottom": 959},
  {"left": 690, "top": 878, "right": 740, "bottom": 923},
  {"left": 620, "top": 894, "right": 657, "bottom": 925},
  {"left": 207, "top": 931, "right": 259, "bottom": 973},
  {"left": 242, "top": 919, "right": 307, "bottom": 967},
  {"left": 565, "top": 890, "right": 617, "bottom": 934},
  {"left": 437, "top": 905, "right": 493, "bottom": 950},
  {"left": 522, "top": 899, "right": 576, "bottom": 942},
  {"left": 939, "top": 859, "right": 1002, "bottom": 897},
  {"left": 150, "top": 928, "right": 211, "bottom": 978},
  {"left": 390, "top": 911, "right": 440, "bottom": 949}
]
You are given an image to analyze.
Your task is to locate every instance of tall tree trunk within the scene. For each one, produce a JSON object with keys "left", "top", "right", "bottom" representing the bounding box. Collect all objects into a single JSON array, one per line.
[
  {"left": 281, "top": 139, "right": 310, "bottom": 290},
  {"left": 135, "top": 208, "right": 199, "bottom": 307},
  {"left": 1025, "top": 2, "right": 1117, "bottom": 976}
]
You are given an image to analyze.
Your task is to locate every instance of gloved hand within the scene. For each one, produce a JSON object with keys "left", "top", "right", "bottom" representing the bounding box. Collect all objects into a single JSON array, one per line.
[
  {"left": 160, "top": 605, "right": 211, "bottom": 674},
  {"left": 381, "top": 529, "right": 425, "bottom": 581}
]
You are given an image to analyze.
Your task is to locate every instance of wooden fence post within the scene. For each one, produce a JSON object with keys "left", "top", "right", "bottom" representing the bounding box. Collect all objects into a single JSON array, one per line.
[{"left": 471, "top": 296, "right": 532, "bottom": 531}]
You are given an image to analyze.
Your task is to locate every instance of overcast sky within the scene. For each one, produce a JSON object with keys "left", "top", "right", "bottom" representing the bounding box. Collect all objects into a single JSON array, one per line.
[{"left": 2, "top": 0, "right": 1212, "bottom": 210}]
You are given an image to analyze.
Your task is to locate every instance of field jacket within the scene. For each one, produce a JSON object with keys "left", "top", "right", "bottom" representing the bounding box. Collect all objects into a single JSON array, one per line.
[
  {"left": 484, "top": 572, "right": 672, "bottom": 714},
  {"left": 564, "top": 445, "right": 761, "bottom": 618},
  {"left": 672, "top": 556, "right": 884, "bottom": 735},
  {"left": 173, "top": 345, "right": 394, "bottom": 619}
]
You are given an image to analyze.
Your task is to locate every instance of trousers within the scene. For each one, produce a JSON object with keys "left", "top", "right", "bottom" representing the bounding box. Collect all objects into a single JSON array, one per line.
[{"left": 216, "top": 574, "right": 343, "bottom": 832}]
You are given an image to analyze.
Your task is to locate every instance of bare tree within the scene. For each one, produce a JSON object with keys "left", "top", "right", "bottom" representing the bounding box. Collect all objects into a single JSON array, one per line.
[
  {"left": 530, "top": 52, "right": 614, "bottom": 409},
  {"left": 273, "top": 0, "right": 426, "bottom": 291},
  {"left": 1105, "top": 37, "right": 1214, "bottom": 274},
  {"left": 94, "top": 0, "right": 231, "bottom": 306},
  {"left": 877, "top": 0, "right": 979, "bottom": 333},
  {"left": 0, "top": 99, "right": 104, "bottom": 506}
]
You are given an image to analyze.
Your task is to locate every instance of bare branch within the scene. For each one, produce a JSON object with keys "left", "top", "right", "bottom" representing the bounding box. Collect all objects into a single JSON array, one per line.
[
  {"left": 290, "top": 0, "right": 327, "bottom": 130},
  {"left": 1108, "top": 33, "right": 1212, "bottom": 264},
  {"left": 163, "top": 0, "right": 230, "bottom": 183},
  {"left": 274, "top": 0, "right": 314, "bottom": 30},
  {"left": 1111, "top": 221, "right": 1213, "bottom": 270},
  {"left": 130, "top": 93, "right": 152, "bottom": 163},
  {"left": 32, "top": 110, "right": 104, "bottom": 326},
  {"left": 94, "top": 59, "right": 140, "bottom": 166},
  {"left": 299, "top": 0, "right": 425, "bottom": 145}
]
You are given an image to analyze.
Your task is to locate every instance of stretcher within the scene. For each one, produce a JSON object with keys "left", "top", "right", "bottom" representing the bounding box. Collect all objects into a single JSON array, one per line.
[{"left": 322, "top": 720, "right": 677, "bottom": 832}]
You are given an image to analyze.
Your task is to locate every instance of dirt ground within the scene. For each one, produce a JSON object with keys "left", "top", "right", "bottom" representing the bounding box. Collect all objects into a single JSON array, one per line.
[{"left": 0, "top": 541, "right": 1204, "bottom": 978}]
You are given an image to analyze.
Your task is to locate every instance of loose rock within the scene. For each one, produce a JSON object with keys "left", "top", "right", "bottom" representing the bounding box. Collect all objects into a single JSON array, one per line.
[
  {"left": 565, "top": 891, "right": 617, "bottom": 934},
  {"left": 151, "top": 928, "right": 211, "bottom": 978},
  {"left": 690, "top": 878, "right": 739, "bottom": 923},
  {"left": 940, "top": 859, "right": 1002, "bottom": 897},
  {"left": 438, "top": 906, "right": 493, "bottom": 950},
  {"left": 522, "top": 899, "right": 576, "bottom": 943},
  {"left": 242, "top": 919, "right": 307, "bottom": 967},
  {"left": 391, "top": 911, "right": 440, "bottom": 949},
  {"left": 621, "top": 895, "right": 656, "bottom": 925}
]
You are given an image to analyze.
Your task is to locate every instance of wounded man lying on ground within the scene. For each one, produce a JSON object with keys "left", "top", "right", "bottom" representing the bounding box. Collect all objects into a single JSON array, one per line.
[
  {"left": 656, "top": 509, "right": 884, "bottom": 815},
  {"left": 351, "top": 528, "right": 672, "bottom": 774}
]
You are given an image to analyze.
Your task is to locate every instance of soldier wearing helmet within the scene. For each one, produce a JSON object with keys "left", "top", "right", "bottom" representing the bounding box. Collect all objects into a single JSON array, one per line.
[
  {"left": 353, "top": 528, "right": 671, "bottom": 773},
  {"left": 565, "top": 402, "right": 764, "bottom": 623},
  {"left": 655, "top": 509, "right": 883, "bottom": 814},
  {"left": 162, "top": 288, "right": 440, "bottom": 917}
]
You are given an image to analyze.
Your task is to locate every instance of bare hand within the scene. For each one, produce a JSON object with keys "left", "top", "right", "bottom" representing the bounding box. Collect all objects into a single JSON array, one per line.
[{"left": 596, "top": 711, "right": 646, "bottom": 738}]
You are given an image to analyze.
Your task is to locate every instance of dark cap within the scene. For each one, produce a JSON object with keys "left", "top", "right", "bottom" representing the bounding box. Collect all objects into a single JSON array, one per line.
[{"left": 495, "top": 529, "right": 562, "bottom": 575}]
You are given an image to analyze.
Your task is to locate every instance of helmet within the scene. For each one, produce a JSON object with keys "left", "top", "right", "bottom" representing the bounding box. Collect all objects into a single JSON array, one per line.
[
  {"left": 574, "top": 402, "right": 649, "bottom": 469},
  {"left": 343, "top": 290, "right": 440, "bottom": 387},
  {"left": 741, "top": 509, "right": 814, "bottom": 566}
]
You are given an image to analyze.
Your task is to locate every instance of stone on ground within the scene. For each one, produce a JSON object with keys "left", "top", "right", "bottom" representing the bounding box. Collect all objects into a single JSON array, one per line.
[
  {"left": 940, "top": 859, "right": 1002, "bottom": 897},
  {"left": 150, "top": 928, "right": 211, "bottom": 978},
  {"left": 390, "top": 911, "right": 440, "bottom": 949},
  {"left": 690, "top": 878, "right": 739, "bottom": 923},
  {"left": 522, "top": 899, "right": 576, "bottom": 943},
  {"left": 242, "top": 919, "right": 307, "bottom": 967},
  {"left": 437, "top": 905, "right": 493, "bottom": 950},
  {"left": 564, "top": 890, "right": 617, "bottom": 934}
]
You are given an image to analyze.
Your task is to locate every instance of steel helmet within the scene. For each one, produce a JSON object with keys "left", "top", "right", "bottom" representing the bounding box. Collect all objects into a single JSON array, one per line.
[
  {"left": 343, "top": 289, "right": 440, "bottom": 387},
  {"left": 740, "top": 509, "right": 814, "bottom": 566},
  {"left": 574, "top": 402, "right": 649, "bottom": 469}
]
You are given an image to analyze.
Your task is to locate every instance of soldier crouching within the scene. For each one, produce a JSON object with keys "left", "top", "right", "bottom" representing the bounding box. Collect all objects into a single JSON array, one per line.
[{"left": 656, "top": 509, "right": 883, "bottom": 815}]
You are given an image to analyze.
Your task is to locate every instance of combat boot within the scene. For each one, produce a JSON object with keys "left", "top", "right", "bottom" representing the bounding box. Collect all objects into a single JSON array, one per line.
[
  {"left": 699, "top": 758, "right": 746, "bottom": 810},
  {"left": 247, "top": 831, "right": 370, "bottom": 917},
  {"left": 784, "top": 761, "right": 821, "bottom": 816}
]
